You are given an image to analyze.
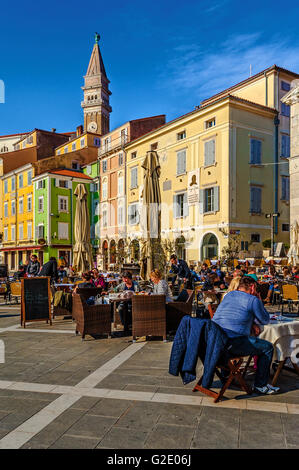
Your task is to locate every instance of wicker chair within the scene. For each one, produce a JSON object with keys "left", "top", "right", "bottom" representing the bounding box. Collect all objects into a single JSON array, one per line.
[
  {"left": 166, "top": 289, "right": 194, "bottom": 333},
  {"left": 73, "top": 287, "right": 103, "bottom": 320},
  {"left": 73, "top": 292, "right": 111, "bottom": 340},
  {"left": 132, "top": 294, "right": 166, "bottom": 342}
]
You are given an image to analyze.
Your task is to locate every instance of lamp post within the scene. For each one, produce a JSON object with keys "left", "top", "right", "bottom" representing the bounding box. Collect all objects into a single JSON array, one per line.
[{"left": 265, "top": 213, "right": 280, "bottom": 256}]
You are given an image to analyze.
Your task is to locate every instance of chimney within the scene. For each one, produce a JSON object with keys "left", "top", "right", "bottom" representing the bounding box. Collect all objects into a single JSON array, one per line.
[
  {"left": 51, "top": 128, "right": 56, "bottom": 133},
  {"left": 76, "top": 125, "right": 83, "bottom": 137}
]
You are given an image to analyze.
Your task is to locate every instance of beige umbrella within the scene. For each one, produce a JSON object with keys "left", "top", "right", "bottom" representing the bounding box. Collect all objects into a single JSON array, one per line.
[
  {"left": 73, "top": 183, "right": 94, "bottom": 274},
  {"left": 140, "top": 151, "right": 162, "bottom": 280}
]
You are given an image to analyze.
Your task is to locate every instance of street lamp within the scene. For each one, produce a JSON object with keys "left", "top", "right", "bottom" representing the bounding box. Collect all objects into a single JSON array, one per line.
[{"left": 265, "top": 213, "right": 280, "bottom": 257}]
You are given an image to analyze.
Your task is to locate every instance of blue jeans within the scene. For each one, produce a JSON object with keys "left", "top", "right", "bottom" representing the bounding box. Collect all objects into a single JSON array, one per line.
[{"left": 227, "top": 336, "right": 274, "bottom": 387}]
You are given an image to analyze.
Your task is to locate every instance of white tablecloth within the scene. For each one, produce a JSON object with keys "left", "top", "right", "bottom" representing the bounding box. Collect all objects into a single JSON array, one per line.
[{"left": 259, "top": 319, "right": 299, "bottom": 361}]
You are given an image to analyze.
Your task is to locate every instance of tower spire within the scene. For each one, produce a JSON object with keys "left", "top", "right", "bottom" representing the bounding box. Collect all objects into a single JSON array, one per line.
[{"left": 81, "top": 34, "right": 112, "bottom": 135}]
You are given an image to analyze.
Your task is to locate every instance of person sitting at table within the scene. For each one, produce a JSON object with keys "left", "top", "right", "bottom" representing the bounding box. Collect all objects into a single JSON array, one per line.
[
  {"left": 115, "top": 271, "right": 138, "bottom": 334},
  {"left": 233, "top": 267, "right": 243, "bottom": 278},
  {"left": 13, "top": 265, "right": 26, "bottom": 281},
  {"left": 26, "top": 254, "right": 40, "bottom": 277},
  {"left": 246, "top": 267, "right": 258, "bottom": 282},
  {"left": 281, "top": 266, "right": 292, "bottom": 281},
  {"left": 57, "top": 265, "right": 68, "bottom": 282},
  {"left": 74, "top": 272, "right": 95, "bottom": 291},
  {"left": 291, "top": 266, "right": 299, "bottom": 281},
  {"left": 222, "top": 276, "right": 242, "bottom": 298},
  {"left": 212, "top": 276, "right": 279, "bottom": 395},
  {"left": 263, "top": 265, "right": 279, "bottom": 305},
  {"left": 150, "top": 269, "right": 173, "bottom": 302}
]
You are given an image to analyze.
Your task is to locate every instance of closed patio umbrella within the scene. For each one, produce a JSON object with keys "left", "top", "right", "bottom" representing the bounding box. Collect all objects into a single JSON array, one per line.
[
  {"left": 73, "top": 183, "right": 94, "bottom": 274},
  {"left": 140, "top": 151, "right": 163, "bottom": 280}
]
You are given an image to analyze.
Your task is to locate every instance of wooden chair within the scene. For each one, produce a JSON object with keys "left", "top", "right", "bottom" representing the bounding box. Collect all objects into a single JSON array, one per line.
[
  {"left": 73, "top": 292, "right": 111, "bottom": 340},
  {"left": 132, "top": 294, "right": 166, "bottom": 342},
  {"left": 166, "top": 289, "right": 194, "bottom": 333},
  {"left": 280, "top": 284, "right": 299, "bottom": 314},
  {"left": 195, "top": 303, "right": 253, "bottom": 402},
  {"left": 10, "top": 282, "right": 21, "bottom": 304}
]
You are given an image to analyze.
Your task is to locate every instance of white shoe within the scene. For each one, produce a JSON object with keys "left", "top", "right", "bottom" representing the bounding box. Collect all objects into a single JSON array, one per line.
[{"left": 254, "top": 384, "right": 280, "bottom": 395}]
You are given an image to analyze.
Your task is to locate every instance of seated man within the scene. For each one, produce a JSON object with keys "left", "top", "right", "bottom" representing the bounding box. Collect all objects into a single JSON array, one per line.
[
  {"left": 115, "top": 271, "right": 138, "bottom": 334},
  {"left": 212, "top": 276, "right": 279, "bottom": 395}
]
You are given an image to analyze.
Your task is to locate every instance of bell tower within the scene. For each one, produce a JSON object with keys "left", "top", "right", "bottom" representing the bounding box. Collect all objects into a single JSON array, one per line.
[{"left": 81, "top": 33, "right": 112, "bottom": 135}]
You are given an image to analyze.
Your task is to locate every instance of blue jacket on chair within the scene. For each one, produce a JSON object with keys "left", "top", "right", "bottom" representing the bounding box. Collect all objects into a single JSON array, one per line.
[{"left": 169, "top": 316, "right": 229, "bottom": 389}]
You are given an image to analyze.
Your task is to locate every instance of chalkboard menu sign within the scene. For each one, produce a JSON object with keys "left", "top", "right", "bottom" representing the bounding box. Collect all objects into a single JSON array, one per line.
[{"left": 21, "top": 277, "right": 52, "bottom": 327}]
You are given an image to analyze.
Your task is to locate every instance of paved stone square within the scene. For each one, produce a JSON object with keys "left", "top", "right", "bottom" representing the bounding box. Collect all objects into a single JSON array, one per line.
[{"left": 0, "top": 304, "right": 298, "bottom": 449}]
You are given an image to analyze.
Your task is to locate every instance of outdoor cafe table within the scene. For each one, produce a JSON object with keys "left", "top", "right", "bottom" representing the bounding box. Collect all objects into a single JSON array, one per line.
[{"left": 259, "top": 316, "right": 299, "bottom": 385}]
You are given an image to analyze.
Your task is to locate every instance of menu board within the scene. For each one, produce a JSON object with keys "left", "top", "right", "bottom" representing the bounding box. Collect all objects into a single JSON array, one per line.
[{"left": 21, "top": 277, "right": 51, "bottom": 327}]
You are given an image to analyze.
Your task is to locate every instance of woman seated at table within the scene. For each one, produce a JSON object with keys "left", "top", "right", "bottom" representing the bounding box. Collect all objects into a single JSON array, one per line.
[
  {"left": 73, "top": 272, "right": 95, "bottom": 292},
  {"left": 114, "top": 271, "right": 138, "bottom": 333},
  {"left": 91, "top": 269, "right": 106, "bottom": 289},
  {"left": 246, "top": 267, "right": 258, "bottom": 282},
  {"left": 149, "top": 269, "right": 173, "bottom": 302}
]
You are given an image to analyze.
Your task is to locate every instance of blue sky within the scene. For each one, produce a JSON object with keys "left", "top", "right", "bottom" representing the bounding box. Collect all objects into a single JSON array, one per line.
[{"left": 1, "top": 0, "right": 299, "bottom": 135}]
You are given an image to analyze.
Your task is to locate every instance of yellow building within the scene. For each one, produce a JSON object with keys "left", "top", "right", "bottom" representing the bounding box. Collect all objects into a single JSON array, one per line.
[
  {"left": 54, "top": 131, "right": 101, "bottom": 156},
  {"left": 1, "top": 163, "right": 36, "bottom": 269}
]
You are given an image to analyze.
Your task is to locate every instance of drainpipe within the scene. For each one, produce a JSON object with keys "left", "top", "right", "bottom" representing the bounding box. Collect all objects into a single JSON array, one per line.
[
  {"left": 264, "top": 71, "right": 268, "bottom": 107},
  {"left": 274, "top": 113, "right": 280, "bottom": 235}
]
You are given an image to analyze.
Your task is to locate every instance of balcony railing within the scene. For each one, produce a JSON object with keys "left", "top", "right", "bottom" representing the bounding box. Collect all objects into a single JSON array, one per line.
[{"left": 98, "top": 134, "right": 128, "bottom": 157}]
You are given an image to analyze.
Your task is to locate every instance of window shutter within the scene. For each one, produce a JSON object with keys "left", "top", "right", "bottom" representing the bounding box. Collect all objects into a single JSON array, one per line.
[
  {"left": 173, "top": 195, "right": 177, "bottom": 218},
  {"left": 250, "top": 140, "right": 255, "bottom": 163},
  {"left": 214, "top": 186, "right": 219, "bottom": 212},
  {"left": 287, "top": 136, "right": 290, "bottom": 158},
  {"left": 199, "top": 189, "right": 204, "bottom": 214},
  {"left": 250, "top": 188, "right": 255, "bottom": 212},
  {"left": 205, "top": 140, "right": 215, "bottom": 166},
  {"left": 256, "top": 140, "right": 261, "bottom": 164},
  {"left": 35, "top": 226, "right": 39, "bottom": 239},
  {"left": 183, "top": 192, "right": 189, "bottom": 217},
  {"left": 286, "top": 179, "right": 290, "bottom": 200}
]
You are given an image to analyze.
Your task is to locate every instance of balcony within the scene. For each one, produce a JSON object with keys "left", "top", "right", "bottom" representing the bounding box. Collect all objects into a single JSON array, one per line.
[{"left": 98, "top": 135, "right": 128, "bottom": 157}]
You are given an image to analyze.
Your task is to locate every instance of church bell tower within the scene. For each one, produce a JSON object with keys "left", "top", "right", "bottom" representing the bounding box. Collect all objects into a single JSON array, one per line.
[{"left": 81, "top": 33, "right": 112, "bottom": 135}]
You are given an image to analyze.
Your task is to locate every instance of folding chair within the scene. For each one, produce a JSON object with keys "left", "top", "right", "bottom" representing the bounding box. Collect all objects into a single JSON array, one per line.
[
  {"left": 280, "top": 284, "right": 299, "bottom": 314},
  {"left": 10, "top": 282, "right": 21, "bottom": 304},
  {"left": 195, "top": 303, "right": 253, "bottom": 403}
]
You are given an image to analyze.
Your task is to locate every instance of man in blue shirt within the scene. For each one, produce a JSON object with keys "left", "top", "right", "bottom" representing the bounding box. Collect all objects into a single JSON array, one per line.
[{"left": 212, "top": 276, "right": 279, "bottom": 395}]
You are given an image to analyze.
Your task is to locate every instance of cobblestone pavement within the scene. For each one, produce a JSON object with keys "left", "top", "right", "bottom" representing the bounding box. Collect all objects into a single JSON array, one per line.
[{"left": 0, "top": 304, "right": 298, "bottom": 449}]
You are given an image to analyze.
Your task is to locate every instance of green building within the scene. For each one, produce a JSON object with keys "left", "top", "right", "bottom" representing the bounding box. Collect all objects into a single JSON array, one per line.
[
  {"left": 33, "top": 168, "right": 93, "bottom": 265},
  {"left": 83, "top": 161, "right": 100, "bottom": 257}
]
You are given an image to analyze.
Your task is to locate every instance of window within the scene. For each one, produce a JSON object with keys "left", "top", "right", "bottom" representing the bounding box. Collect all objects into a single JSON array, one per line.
[
  {"left": 4, "top": 202, "right": 8, "bottom": 218},
  {"left": 11, "top": 200, "right": 16, "bottom": 216},
  {"left": 36, "top": 225, "right": 44, "bottom": 239},
  {"left": 58, "top": 222, "right": 69, "bottom": 240},
  {"left": 102, "top": 160, "right": 107, "bottom": 173},
  {"left": 104, "top": 137, "right": 111, "bottom": 152},
  {"left": 38, "top": 196, "right": 44, "bottom": 212},
  {"left": 199, "top": 186, "right": 220, "bottom": 214},
  {"left": 19, "top": 224, "right": 23, "bottom": 240},
  {"left": 118, "top": 174, "right": 124, "bottom": 196},
  {"left": 281, "top": 81, "right": 290, "bottom": 91},
  {"left": 250, "top": 187, "right": 262, "bottom": 214},
  {"left": 4, "top": 227, "right": 8, "bottom": 241},
  {"left": 94, "top": 138, "right": 101, "bottom": 146},
  {"left": 102, "top": 206, "right": 108, "bottom": 227},
  {"left": 131, "top": 152, "right": 137, "bottom": 159},
  {"left": 80, "top": 138, "right": 85, "bottom": 148},
  {"left": 177, "top": 131, "right": 186, "bottom": 141},
  {"left": 176, "top": 149, "right": 186, "bottom": 175},
  {"left": 102, "top": 180, "right": 108, "bottom": 200},
  {"left": 11, "top": 177, "right": 15, "bottom": 191},
  {"left": 27, "top": 170, "right": 32, "bottom": 185},
  {"left": 72, "top": 143, "right": 76, "bottom": 151},
  {"left": 19, "top": 198, "right": 24, "bottom": 214},
  {"left": 281, "top": 102, "right": 290, "bottom": 117},
  {"left": 93, "top": 200, "right": 100, "bottom": 216},
  {"left": 27, "top": 195, "right": 32, "bottom": 212},
  {"left": 281, "top": 135, "right": 290, "bottom": 158},
  {"left": 58, "top": 196, "right": 68, "bottom": 212},
  {"left": 57, "top": 150, "right": 61, "bottom": 155},
  {"left": 281, "top": 176, "right": 290, "bottom": 201},
  {"left": 128, "top": 203, "right": 140, "bottom": 225},
  {"left": 4, "top": 180, "right": 8, "bottom": 194},
  {"left": 37, "top": 180, "right": 44, "bottom": 189},
  {"left": 64, "top": 147, "right": 68, "bottom": 153},
  {"left": 118, "top": 204, "right": 124, "bottom": 226},
  {"left": 11, "top": 226, "right": 15, "bottom": 241},
  {"left": 173, "top": 193, "right": 188, "bottom": 218},
  {"left": 118, "top": 153, "right": 124, "bottom": 166},
  {"left": 27, "top": 222, "right": 32, "bottom": 240},
  {"left": 59, "top": 180, "right": 68, "bottom": 188},
  {"left": 121, "top": 128, "right": 128, "bottom": 145},
  {"left": 22, "top": 141, "right": 26, "bottom": 149},
  {"left": 0, "top": 146, "right": 8, "bottom": 153},
  {"left": 251, "top": 234, "right": 260, "bottom": 243},
  {"left": 250, "top": 139, "right": 262, "bottom": 164},
  {"left": 204, "top": 187, "right": 215, "bottom": 212},
  {"left": 282, "top": 223, "right": 290, "bottom": 232},
  {"left": 72, "top": 161, "right": 80, "bottom": 170},
  {"left": 241, "top": 241, "right": 249, "bottom": 251},
  {"left": 19, "top": 174, "right": 23, "bottom": 188},
  {"left": 204, "top": 139, "right": 215, "bottom": 166},
  {"left": 26, "top": 135, "right": 33, "bottom": 144},
  {"left": 205, "top": 118, "right": 216, "bottom": 128},
  {"left": 130, "top": 167, "right": 138, "bottom": 189}
]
